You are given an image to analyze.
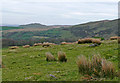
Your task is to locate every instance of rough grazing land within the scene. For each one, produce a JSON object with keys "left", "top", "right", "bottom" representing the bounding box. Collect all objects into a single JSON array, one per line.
[{"left": 2, "top": 40, "right": 118, "bottom": 81}]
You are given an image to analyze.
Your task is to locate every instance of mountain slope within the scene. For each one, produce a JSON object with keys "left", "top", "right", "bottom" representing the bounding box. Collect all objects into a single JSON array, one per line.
[{"left": 61, "top": 19, "right": 118, "bottom": 39}]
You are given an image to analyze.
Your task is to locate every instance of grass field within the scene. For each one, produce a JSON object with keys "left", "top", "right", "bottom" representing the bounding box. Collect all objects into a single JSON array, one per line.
[{"left": 2, "top": 40, "right": 119, "bottom": 81}]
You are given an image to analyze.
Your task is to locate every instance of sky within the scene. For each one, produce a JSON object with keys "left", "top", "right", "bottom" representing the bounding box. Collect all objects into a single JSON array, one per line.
[{"left": 1, "top": 0, "right": 119, "bottom": 25}]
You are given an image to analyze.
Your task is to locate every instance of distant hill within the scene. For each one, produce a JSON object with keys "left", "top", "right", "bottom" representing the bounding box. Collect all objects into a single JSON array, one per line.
[
  {"left": 19, "top": 23, "right": 71, "bottom": 29},
  {"left": 19, "top": 23, "right": 48, "bottom": 28}
]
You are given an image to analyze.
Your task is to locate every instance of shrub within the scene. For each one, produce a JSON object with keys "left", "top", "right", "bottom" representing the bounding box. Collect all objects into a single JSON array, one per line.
[
  {"left": 45, "top": 52, "right": 56, "bottom": 61},
  {"left": 58, "top": 51, "right": 67, "bottom": 62}
]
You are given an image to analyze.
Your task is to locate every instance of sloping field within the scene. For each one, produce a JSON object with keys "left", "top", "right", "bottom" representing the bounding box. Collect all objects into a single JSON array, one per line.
[{"left": 2, "top": 40, "right": 118, "bottom": 81}]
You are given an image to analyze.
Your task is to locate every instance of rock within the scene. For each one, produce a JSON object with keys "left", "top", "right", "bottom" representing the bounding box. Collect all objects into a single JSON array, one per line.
[
  {"left": 49, "top": 74, "right": 56, "bottom": 78},
  {"left": 89, "top": 44, "right": 99, "bottom": 47}
]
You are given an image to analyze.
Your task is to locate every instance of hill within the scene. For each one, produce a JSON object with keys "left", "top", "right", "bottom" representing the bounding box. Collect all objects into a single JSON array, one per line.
[
  {"left": 19, "top": 23, "right": 48, "bottom": 28},
  {"left": 61, "top": 19, "right": 118, "bottom": 39},
  {"left": 2, "top": 19, "right": 118, "bottom": 46}
]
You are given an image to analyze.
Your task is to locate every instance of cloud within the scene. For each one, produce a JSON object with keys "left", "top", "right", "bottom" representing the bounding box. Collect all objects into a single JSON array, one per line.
[
  {"left": 1, "top": 0, "right": 118, "bottom": 25},
  {"left": 69, "top": 12, "right": 116, "bottom": 16}
]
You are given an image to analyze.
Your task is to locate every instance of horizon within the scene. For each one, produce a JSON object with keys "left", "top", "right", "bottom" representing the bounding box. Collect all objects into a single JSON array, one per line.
[
  {"left": 1, "top": 0, "right": 119, "bottom": 25},
  {"left": 1, "top": 18, "right": 117, "bottom": 27}
]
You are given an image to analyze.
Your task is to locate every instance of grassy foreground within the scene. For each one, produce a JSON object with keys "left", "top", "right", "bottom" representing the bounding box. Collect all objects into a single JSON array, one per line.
[{"left": 2, "top": 40, "right": 119, "bottom": 81}]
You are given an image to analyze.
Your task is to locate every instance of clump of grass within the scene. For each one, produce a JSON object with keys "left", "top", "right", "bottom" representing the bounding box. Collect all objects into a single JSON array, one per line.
[
  {"left": 78, "top": 38, "right": 93, "bottom": 44},
  {"left": 101, "top": 59, "right": 116, "bottom": 78},
  {"left": 84, "top": 38, "right": 93, "bottom": 43},
  {"left": 92, "top": 55, "right": 102, "bottom": 77},
  {"left": 78, "top": 38, "right": 101, "bottom": 45},
  {"left": 23, "top": 45, "right": 30, "bottom": 48},
  {"left": 61, "top": 42, "right": 67, "bottom": 45},
  {"left": 110, "top": 36, "right": 120, "bottom": 40},
  {"left": 45, "top": 52, "right": 56, "bottom": 61},
  {"left": 58, "top": 51, "right": 67, "bottom": 62},
  {"left": 76, "top": 55, "right": 117, "bottom": 79},
  {"left": 76, "top": 56, "right": 93, "bottom": 75},
  {"left": 92, "top": 39, "right": 101, "bottom": 45},
  {"left": 9, "top": 46, "right": 19, "bottom": 49}
]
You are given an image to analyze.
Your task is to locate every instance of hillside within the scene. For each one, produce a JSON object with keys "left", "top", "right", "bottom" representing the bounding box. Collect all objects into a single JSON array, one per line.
[
  {"left": 61, "top": 19, "right": 118, "bottom": 39},
  {"left": 2, "top": 19, "right": 118, "bottom": 46},
  {"left": 0, "top": 26, "right": 23, "bottom": 31}
]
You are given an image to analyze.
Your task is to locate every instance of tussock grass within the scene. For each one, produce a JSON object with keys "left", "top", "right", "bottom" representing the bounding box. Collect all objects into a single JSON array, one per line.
[
  {"left": 45, "top": 52, "right": 56, "bottom": 61},
  {"left": 61, "top": 42, "right": 74, "bottom": 45},
  {"left": 78, "top": 38, "right": 101, "bottom": 45},
  {"left": 78, "top": 38, "right": 92, "bottom": 44},
  {"left": 76, "top": 56, "right": 93, "bottom": 75},
  {"left": 9, "top": 46, "right": 19, "bottom": 49},
  {"left": 61, "top": 42, "right": 67, "bottom": 45},
  {"left": 92, "top": 39, "right": 101, "bottom": 45},
  {"left": 33, "top": 43, "right": 39, "bottom": 46},
  {"left": 58, "top": 51, "right": 67, "bottom": 62},
  {"left": 101, "top": 59, "right": 116, "bottom": 78},
  {"left": 42, "top": 42, "right": 51, "bottom": 47},
  {"left": 77, "top": 55, "right": 117, "bottom": 79},
  {"left": 110, "top": 36, "right": 120, "bottom": 40},
  {"left": 23, "top": 45, "right": 30, "bottom": 48}
]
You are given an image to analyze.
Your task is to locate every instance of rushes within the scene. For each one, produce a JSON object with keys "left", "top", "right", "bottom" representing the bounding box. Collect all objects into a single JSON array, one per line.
[{"left": 77, "top": 55, "right": 116, "bottom": 79}]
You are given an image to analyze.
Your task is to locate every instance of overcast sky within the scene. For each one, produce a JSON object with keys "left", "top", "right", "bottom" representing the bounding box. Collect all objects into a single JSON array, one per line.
[{"left": 1, "top": 0, "right": 119, "bottom": 25}]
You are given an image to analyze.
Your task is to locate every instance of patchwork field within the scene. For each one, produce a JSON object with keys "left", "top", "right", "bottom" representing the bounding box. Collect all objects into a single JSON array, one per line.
[{"left": 2, "top": 40, "right": 119, "bottom": 81}]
